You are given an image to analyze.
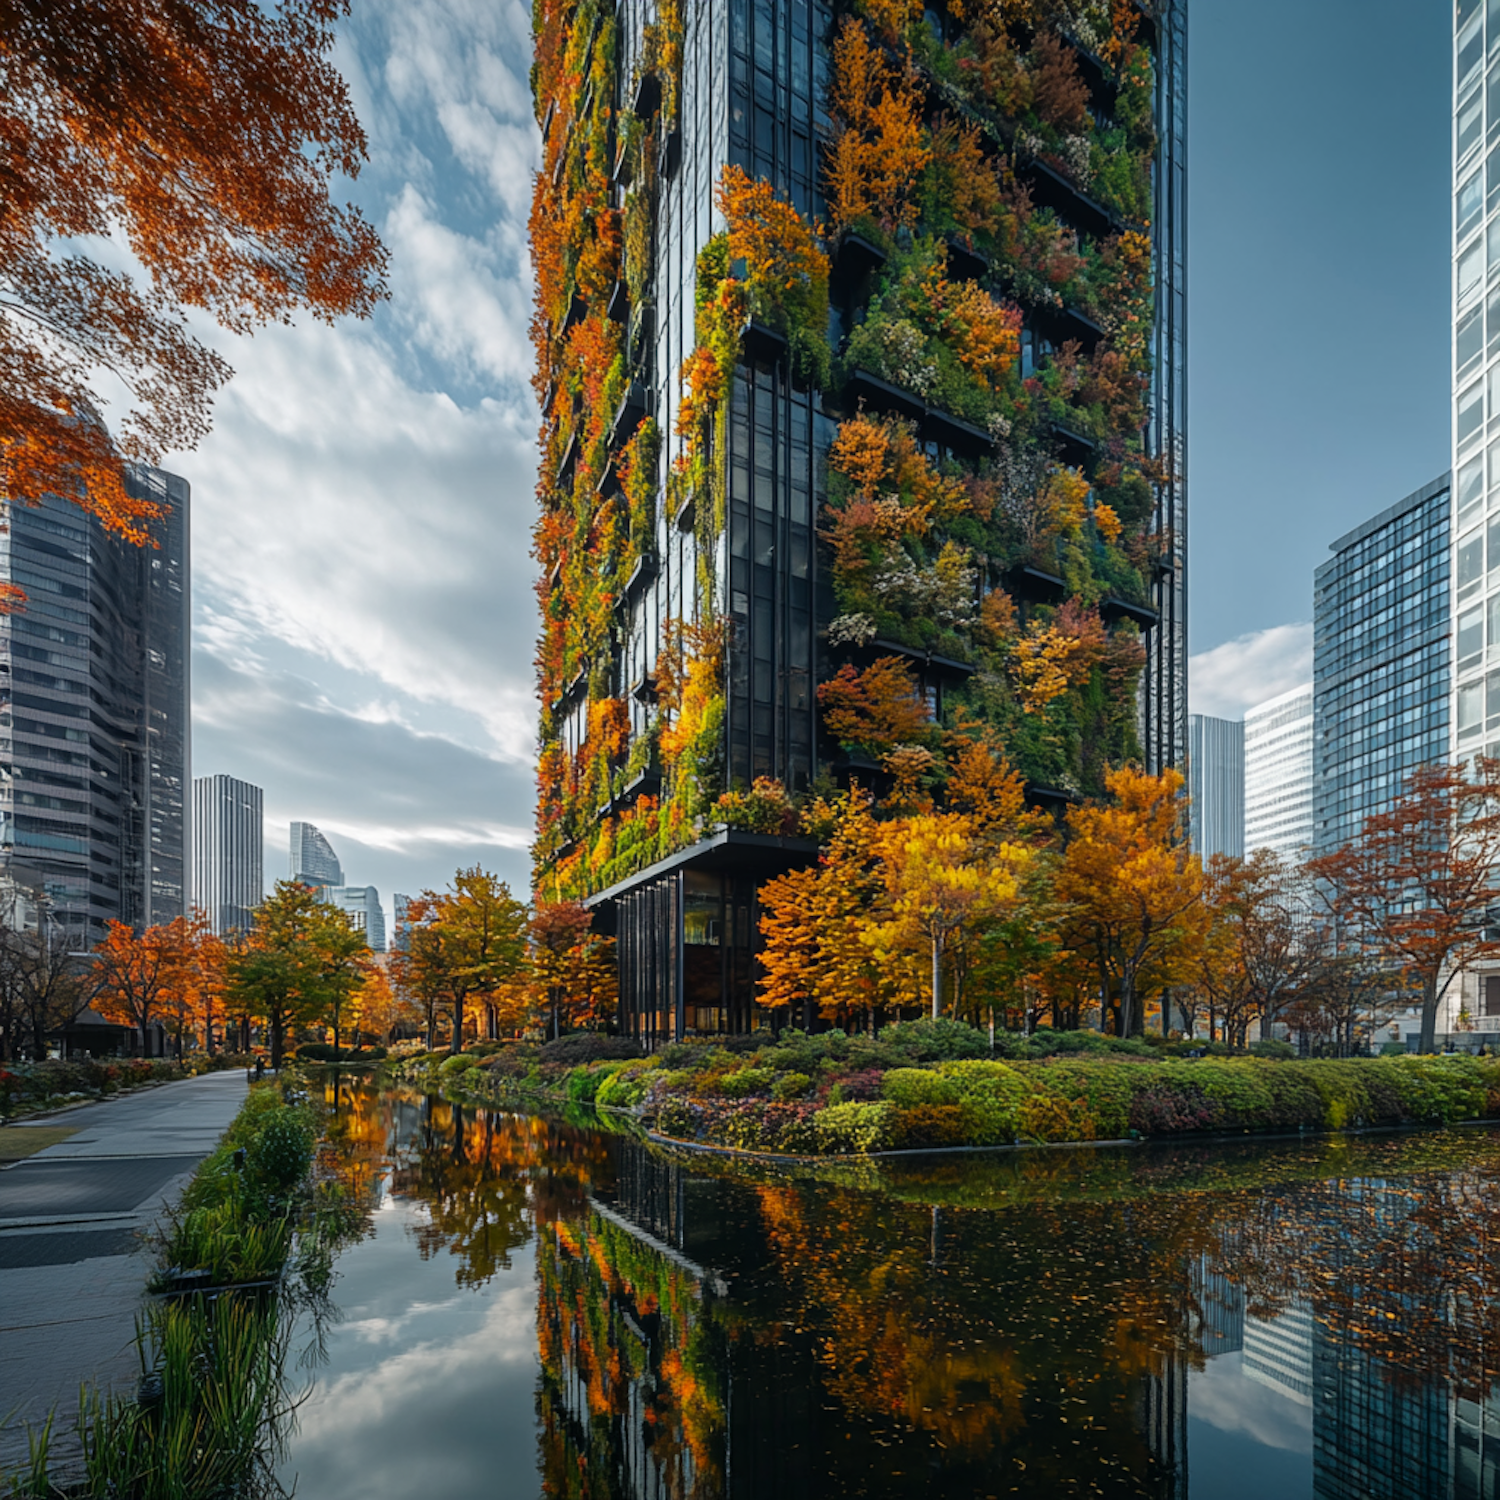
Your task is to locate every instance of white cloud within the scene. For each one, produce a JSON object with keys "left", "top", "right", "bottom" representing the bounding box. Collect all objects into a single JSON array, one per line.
[{"left": 1189, "top": 623, "right": 1313, "bottom": 721}]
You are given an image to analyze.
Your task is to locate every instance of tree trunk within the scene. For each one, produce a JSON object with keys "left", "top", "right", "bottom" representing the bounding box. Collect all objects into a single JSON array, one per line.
[
  {"left": 270, "top": 1013, "right": 284, "bottom": 1070},
  {"left": 1418, "top": 970, "right": 1441, "bottom": 1054},
  {"left": 452, "top": 993, "right": 465, "bottom": 1055},
  {"left": 931, "top": 936, "right": 941, "bottom": 1020},
  {"left": 333, "top": 1009, "right": 341, "bottom": 1062}
]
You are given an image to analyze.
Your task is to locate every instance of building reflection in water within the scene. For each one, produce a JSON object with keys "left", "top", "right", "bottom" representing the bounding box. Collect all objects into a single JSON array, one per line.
[{"left": 354, "top": 1092, "right": 1500, "bottom": 1500}]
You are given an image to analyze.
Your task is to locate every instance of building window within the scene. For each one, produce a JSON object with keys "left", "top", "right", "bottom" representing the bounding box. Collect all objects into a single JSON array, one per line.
[
  {"left": 1461, "top": 302, "right": 1485, "bottom": 375},
  {"left": 1461, "top": 85, "right": 1484, "bottom": 162},
  {"left": 1460, "top": 379, "right": 1485, "bottom": 449},
  {"left": 1461, "top": 680, "right": 1485, "bottom": 739},
  {"left": 1460, "top": 528, "right": 1485, "bottom": 597},
  {"left": 1461, "top": 168, "right": 1485, "bottom": 242},
  {"left": 1460, "top": 604, "right": 1484, "bottom": 665},
  {"left": 1485, "top": 974, "right": 1500, "bottom": 1017}
]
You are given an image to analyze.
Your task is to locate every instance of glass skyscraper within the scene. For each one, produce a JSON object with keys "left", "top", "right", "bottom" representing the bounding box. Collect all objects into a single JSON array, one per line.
[
  {"left": 0, "top": 469, "right": 190, "bottom": 942},
  {"left": 1312, "top": 475, "right": 1450, "bottom": 858},
  {"left": 290, "top": 820, "right": 342, "bottom": 889},
  {"left": 1187, "top": 713, "right": 1243, "bottom": 861},
  {"left": 193, "top": 774, "right": 264, "bottom": 935}
]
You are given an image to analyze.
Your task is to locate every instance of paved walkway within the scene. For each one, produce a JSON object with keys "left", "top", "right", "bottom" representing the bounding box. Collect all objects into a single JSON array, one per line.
[{"left": 0, "top": 1069, "right": 248, "bottom": 1472}]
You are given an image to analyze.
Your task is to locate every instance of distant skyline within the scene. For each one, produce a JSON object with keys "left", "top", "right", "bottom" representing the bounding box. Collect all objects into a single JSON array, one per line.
[{"left": 176, "top": 0, "right": 1453, "bottom": 885}]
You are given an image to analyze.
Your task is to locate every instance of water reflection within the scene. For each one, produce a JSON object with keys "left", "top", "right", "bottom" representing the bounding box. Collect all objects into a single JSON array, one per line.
[{"left": 285, "top": 1087, "right": 1500, "bottom": 1499}]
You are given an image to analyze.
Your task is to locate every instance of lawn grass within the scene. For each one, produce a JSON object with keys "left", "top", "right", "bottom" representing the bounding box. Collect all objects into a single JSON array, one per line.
[{"left": 0, "top": 1126, "right": 79, "bottom": 1161}]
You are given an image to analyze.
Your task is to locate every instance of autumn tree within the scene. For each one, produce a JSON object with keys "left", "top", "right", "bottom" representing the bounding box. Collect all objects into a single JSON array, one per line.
[
  {"left": 1055, "top": 765, "right": 1206, "bottom": 1037},
  {"left": 225, "top": 881, "right": 332, "bottom": 1068},
  {"left": 530, "top": 901, "right": 615, "bottom": 1039},
  {"left": 310, "top": 903, "right": 370, "bottom": 1058},
  {"left": 2, "top": 0, "right": 387, "bottom": 549},
  {"left": 864, "top": 813, "right": 1032, "bottom": 1018},
  {"left": 350, "top": 965, "right": 411, "bottom": 1047},
  {"left": 92, "top": 918, "right": 192, "bottom": 1054},
  {"left": 404, "top": 869, "right": 529, "bottom": 1054},
  {"left": 1308, "top": 760, "right": 1500, "bottom": 1053},
  {"left": 818, "top": 656, "right": 932, "bottom": 756}
]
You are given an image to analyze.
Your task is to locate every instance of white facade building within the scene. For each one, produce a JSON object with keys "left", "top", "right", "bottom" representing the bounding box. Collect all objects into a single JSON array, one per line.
[
  {"left": 325, "top": 885, "right": 386, "bottom": 953},
  {"left": 193, "top": 775, "right": 263, "bottom": 935},
  {"left": 1243, "top": 685, "right": 1314, "bottom": 860}
]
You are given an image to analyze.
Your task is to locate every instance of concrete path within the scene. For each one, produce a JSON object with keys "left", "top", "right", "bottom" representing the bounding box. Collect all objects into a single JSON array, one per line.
[{"left": 0, "top": 1070, "right": 248, "bottom": 1475}]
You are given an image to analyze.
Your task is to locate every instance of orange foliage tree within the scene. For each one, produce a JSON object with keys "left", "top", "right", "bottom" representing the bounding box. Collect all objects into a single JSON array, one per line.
[
  {"left": 1309, "top": 761, "right": 1500, "bottom": 1053},
  {"left": 1054, "top": 766, "right": 1206, "bottom": 1038},
  {"left": 1, "top": 0, "right": 387, "bottom": 548},
  {"left": 91, "top": 915, "right": 200, "bottom": 1056},
  {"left": 530, "top": 900, "right": 617, "bottom": 1038}
]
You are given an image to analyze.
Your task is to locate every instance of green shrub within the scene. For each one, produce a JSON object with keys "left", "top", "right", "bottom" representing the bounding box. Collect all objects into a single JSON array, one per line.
[
  {"left": 438, "top": 1052, "right": 478, "bottom": 1075},
  {"left": 1250, "top": 1038, "right": 1297, "bottom": 1059},
  {"left": 772, "top": 1071, "right": 812, "bottom": 1100},
  {"left": 655, "top": 1098, "right": 698, "bottom": 1138},
  {"left": 878, "top": 1017, "right": 991, "bottom": 1061},
  {"left": 881, "top": 1067, "right": 960, "bottom": 1108},
  {"left": 1016, "top": 1093, "right": 1097, "bottom": 1142},
  {"left": 594, "top": 1058, "right": 658, "bottom": 1108},
  {"left": 813, "top": 1101, "right": 896, "bottom": 1153},
  {"left": 246, "top": 1107, "right": 315, "bottom": 1193},
  {"left": 718, "top": 1066, "right": 775, "bottom": 1098},
  {"left": 892, "top": 1103, "right": 971, "bottom": 1148},
  {"left": 566, "top": 1060, "right": 633, "bottom": 1103}
]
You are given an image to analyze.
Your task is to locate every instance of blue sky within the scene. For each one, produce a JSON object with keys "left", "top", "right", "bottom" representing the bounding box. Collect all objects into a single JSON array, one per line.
[{"left": 172, "top": 0, "right": 1454, "bottom": 914}]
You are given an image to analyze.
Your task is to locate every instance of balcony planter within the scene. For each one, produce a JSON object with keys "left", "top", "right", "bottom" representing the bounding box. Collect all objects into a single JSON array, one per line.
[
  {"left": 605, "top": 279, "right": 629, "bottom": 324},
  {"left": 557, "top": 428, "right": 581, "bottom": 486},
  {"left": 1049, "top": 420, "right": 1096, "bottom": 464},
  {"left": 1020, "top": 158, "right": 1119, "bottom": 240},
  {"left": 618, "top": 551, "right": 658, "bottom": 608},
  {"left": 610, "top": 380, "right": 650, "bottom": 445},
  {"left": 924, "top": 404, "right": 994, "bottom": 459},
  {"left": 673, "top": 493, "right": 696, "bottom": 532},
  {"left": 596, "top": 452, "right": 623, "bottom": 498},
  {"left": 1003, "top": 564, "right": 1067, "bottom": 604},
  {"left": 1031, "top": 302, "right": 1106, "bottom": 352},
  {"left": 832, "top": 232, "right": 888, "bottom": 303},
  {"left": 1101, "top": 596, "right": 1159, "bottom": 631},
  {"left": 742, "top": 320, "right": 789, "bottom": 364},
  {"left": 843, "top": 367, "right": 926, "bottom": 423},
  {"left": 632, "top": 71, "right": 661, "bottom": 119},
  {"left": 945, "top": 238, "right": 989, "bottom": 282}
]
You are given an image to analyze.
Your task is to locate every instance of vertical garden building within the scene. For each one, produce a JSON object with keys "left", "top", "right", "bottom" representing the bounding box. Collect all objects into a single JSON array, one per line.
[{"left": 531, "top": 0, "right": 1187, "bottom": 1041}]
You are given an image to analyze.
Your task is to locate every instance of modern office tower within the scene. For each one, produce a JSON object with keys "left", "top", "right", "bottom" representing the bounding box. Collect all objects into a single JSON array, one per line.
[
  {"left": 1312, "top": 475, "right": 1451, "bottom": 858},
  {"left": 1187, "top": 714, "right": 1244, "bottom": 861},
  {"left": 192, "top": 775, "right": 264, "bottom": 935},
  {"left": 530, "top": 0, "right": 1186, "bottom": 1040},
  {"left": 324, "top": 884, "right": 386, "bottom": 953},
  {"left": 392, "top": 892, "right": 411, "bottom": 952},
  {"left": 1243, "top": 686, "right": 1314, "bottom": 860},
  {"left": 1243, "top": 1304, "right": 1315, "bottom": 1405},
  {"left": 1454, "top": 0, "right": 1500, "bottom": 791},
  {"left": 0, "top": 470, "right": 189, "bottom": 943},
  {"left": 290, "top": 821, "right": 342, "bottom": 890}
]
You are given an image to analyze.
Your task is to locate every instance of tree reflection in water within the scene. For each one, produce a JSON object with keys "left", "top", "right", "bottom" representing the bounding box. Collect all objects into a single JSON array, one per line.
[{"left": 329, "top": 1088, "right": 1500, "bottom": 1499}]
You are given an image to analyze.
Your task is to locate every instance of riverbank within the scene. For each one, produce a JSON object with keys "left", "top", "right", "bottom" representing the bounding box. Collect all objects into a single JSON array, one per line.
[
  {"left": 394, "top": 1021, "right": 1500, "bottom": 1156},
  {"left": 0, "top": 1055, "right": 256, "bottom": 1123}
]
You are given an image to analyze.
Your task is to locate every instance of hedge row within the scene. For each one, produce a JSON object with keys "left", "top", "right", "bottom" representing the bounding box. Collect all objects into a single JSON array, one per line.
[
  {"left": 0, "top": 1054, "right": 255, "bottom": 1116},
  {"left": 396, "top": 1021, "right": 1500, "bottom": 1156}
]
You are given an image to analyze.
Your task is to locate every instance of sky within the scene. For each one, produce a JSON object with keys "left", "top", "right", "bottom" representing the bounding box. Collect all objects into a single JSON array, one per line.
[{"left": 169, "top": 0, "right": 1454, "bottom": 917}]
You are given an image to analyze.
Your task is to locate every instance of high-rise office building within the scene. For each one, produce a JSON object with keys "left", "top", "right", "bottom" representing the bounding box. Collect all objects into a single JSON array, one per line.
[
  {"left": 0, "top": 471, "right": 189, "bottom": 941},
  {"left": 1243, "top": 686, "right": 1314, "bottom": 860},
  {"left": 192, "top": 775, "right": 263, "bottom": 935},
  {"left": 392, "top": 892, "right": 412, "bottom": 953},
  {"left": 1312, "top": 475, "right": 1450, "bottom": 858},
  {"left": 530, "top": 0, "right": 1186, "bottom": 1041},
  {"left": 1454, "top": 0, "right": 1500, "bottom": 778},
  {"left": 324, "top": 885, "right": 386, "bottom": 953},
  {"left": 1187, "top": 714, "right": 1244, "bottom": 861},
  {"left": 290, "top": 821, "right": 342, "bottom": 890}
]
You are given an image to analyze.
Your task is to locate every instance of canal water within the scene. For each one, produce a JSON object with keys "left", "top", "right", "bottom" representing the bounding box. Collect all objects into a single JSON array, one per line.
[{"left": 280, "top": 1080, "right": 1500, "bottom": 1499}]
